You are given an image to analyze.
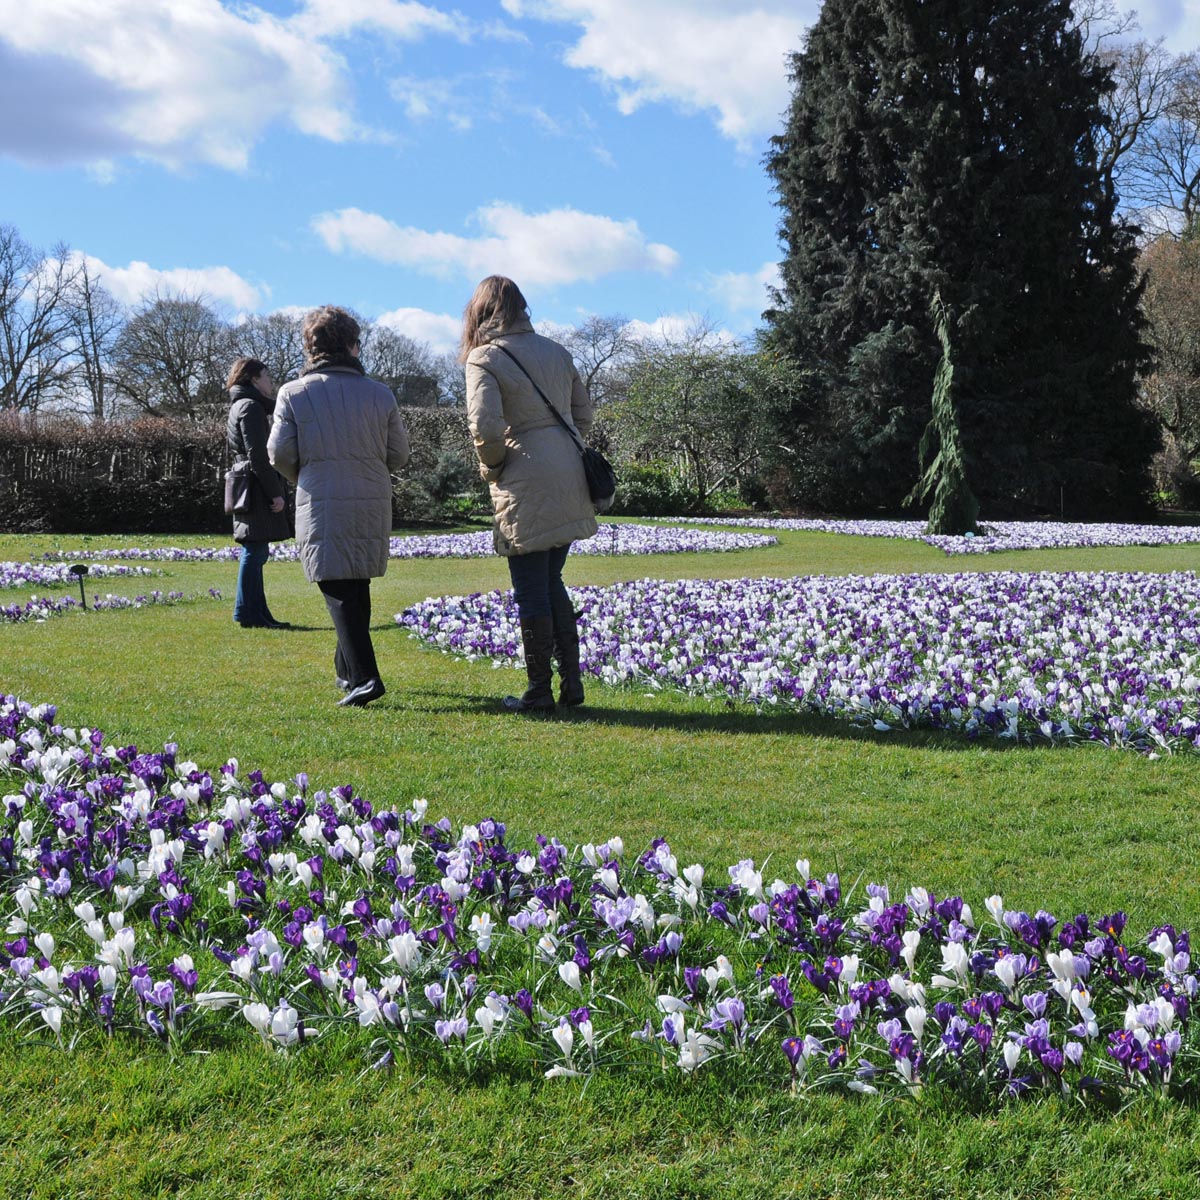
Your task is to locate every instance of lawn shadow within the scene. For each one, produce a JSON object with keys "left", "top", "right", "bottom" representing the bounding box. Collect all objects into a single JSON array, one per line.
[{"left": 397, "top": 686, "right": 1069, "bottom": 753}]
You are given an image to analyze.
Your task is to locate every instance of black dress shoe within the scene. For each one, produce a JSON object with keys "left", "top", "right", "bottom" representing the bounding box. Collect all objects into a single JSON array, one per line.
[
  {"left": 261, "top": 618, "right": 292, "bottom": 629},
  {"left": 338, "top": 679, "right": 386, "bottom": 707}
]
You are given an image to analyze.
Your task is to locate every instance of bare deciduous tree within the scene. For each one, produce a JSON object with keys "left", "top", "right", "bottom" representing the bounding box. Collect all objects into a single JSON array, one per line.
[
  {"left": 1140, "top": 232, "right": 1200, "bottom": 486},
  {"left": 430, "top": 352, "right": 467, "bottom": 407},
  {"left": 1131, "top": 57, "right": 1200, "bottom": 234},
  {"left": 360, "top": 325, "right": 439, "bottom": 405},
  {"left": 65, "top": 257, "right": 124, "bottom": 421},
  {"left": 1095, "top": 40, "right": 1186, "bottom": 213},
  {"left": 231, "top": 310, "right": 307, "bottom": 387},
  {"left": 0, "top": 225, "right": 80, "bottom": 413},
  {"left": 561, "top": 314, "right": 637, "bottom": 406},
  {"left": 110, "top": 292, "right": 228, "bottom": 420}
]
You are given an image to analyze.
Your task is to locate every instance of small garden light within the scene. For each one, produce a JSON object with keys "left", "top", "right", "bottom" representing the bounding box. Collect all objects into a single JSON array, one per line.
[{"left": 68, "top": 563, "right": 89, "bottom": 609}]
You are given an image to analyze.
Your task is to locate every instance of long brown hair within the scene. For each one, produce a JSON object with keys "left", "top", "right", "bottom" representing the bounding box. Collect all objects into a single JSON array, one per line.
[
  {"left": 459, "top": 276, "right": 529, "bottom": 361},
  {"left": 225, "top": 357, "right": 268, "bottom": 391}
]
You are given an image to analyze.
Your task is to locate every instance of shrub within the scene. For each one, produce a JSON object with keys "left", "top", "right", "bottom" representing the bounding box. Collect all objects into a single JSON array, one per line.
[{"left": 610, "top": 464, "right": 696, "bottom": 516}]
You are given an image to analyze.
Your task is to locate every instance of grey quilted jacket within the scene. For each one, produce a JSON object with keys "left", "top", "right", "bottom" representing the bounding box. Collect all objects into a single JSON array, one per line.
[
  {"left": 268, "top": 366, "right": 410, "bottom": 582},
  {"left": 466, "top": 318, "right": 598, "bottom": 556}
]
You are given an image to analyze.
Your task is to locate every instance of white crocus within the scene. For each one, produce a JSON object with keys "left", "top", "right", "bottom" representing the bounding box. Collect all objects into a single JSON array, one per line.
[
  {"left": 384, "top": 931, "right": 421, "bottom": 972},
  {"left": 270, "top": 1004, "right": 302, "bottom": 1046},
  {"left": 905, "top": 1005, "right": 927, "bottom": 1041},
  {"left": 1003, "top": 1041, "right": 1021, "bottom": 1073},
  {"left": 551, "top": 1021, "right": 575, "bottom": 1061},
  {"left": 243, "top": 1002, "right": 271, "bottom": 1034},
  {"left": 932, "top": 941, "right": 969, "bottom": 989},
  {"left": 470, "top": 912, "right": 494, "bottom": 953},
  {"left": 840, "top": 954, "right": 860, "bottom": 990},
  {"left": 475, "top": 1005, "right": 497, "bottom": 1039}
]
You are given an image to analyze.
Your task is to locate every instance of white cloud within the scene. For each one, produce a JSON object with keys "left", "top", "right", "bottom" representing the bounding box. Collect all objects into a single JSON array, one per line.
[
  {"left": 624, "top": 314, "right": 737, "bottom": 346},
  {"left": 0, "top": 0, "right": 482, "bottom": 170},
  {"left": 1131, "top": 2, "right": 1200, "bottom": 51},
  {"left": 501, "top": 0, "right": 815, "bottom": 147},
  {"left": 706, "top": 261, "right": 781, "bottom": 313},
  {"left": 76, "top": 253, "right": 263, "bottom": 310},
  {"left": 389, "top": 75, "right": 475, "bottom": 130},
  {"left": 292, "top": 0, "right": 467, "bottom": 41},
  {"left": 312, "top": 203, "right": 679, "bottom": 288},
  {"left": 374, "top": 306, "right": 462, "bottom": 355}
]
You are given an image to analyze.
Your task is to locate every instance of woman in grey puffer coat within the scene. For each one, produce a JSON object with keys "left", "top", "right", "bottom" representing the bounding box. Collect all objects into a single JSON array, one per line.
[
  {"left": 462, "top": 275, "right": 597, "bottom": 713},
  {"left": 269, "top": 306, "right": 411, "bottom": 708},
  {"left": 226, "top": 356, "right": 292, "bottom": 629}
]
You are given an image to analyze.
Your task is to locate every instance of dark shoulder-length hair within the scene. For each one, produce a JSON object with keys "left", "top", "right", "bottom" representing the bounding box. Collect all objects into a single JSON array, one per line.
[
  {"left": 303, "top": 306, "right": 361, "bottom": 364},
  {"left": 226, "top": 357, "right": 268, "bottom": 391},
  {"left": 459, "top": 276, "right": 529, "bottom": 362}
]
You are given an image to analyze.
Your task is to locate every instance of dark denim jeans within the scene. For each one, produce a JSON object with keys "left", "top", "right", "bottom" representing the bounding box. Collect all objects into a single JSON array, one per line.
[
  {"left": 506, "top": 544, "right": 571, "bottom": 620},
  {"left": 233, "top": 541, "right": 271, "bottom": 624}
]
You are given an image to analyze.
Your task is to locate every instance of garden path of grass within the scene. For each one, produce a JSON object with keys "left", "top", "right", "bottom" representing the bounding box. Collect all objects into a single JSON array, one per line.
[{"left": 3, "top": 524, "right": 1200, "bottom": 1199}]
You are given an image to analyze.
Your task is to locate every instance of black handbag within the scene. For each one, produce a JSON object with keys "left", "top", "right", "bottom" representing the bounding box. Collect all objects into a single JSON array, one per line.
[
  {"left": 491, "top": 344, "right": 617, "bottom": 513},
  {"left": 224, "top": 459, "right": 254, "bottom": 515}
]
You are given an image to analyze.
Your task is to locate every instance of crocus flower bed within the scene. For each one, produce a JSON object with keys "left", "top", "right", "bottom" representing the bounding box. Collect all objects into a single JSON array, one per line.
[
  {"left": 40, "top": 525, "right": 775, "bottom": 565},
  {"left": 0, "top": 694, "right": 1196, "bottom": 1102},
  {"left": 398, "top": 571, "right": 1200, "bottom": 752},
  {"left": 0, "top": 562, "right": 156, "bottom": 591},
  {"left": 1, "top": 590, "right": 222, "bottom": 625},
  {"left": 665, "top": 517, "right": 1200, "bottom": 555}
]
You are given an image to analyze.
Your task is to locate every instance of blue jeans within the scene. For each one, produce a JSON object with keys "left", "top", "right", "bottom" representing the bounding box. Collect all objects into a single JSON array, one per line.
[
  {"left": 507, "top": 544, "right": 571, "bottom": 620},
  {"left": 233, "top": 541, "right": 271, "bottom": 625}
]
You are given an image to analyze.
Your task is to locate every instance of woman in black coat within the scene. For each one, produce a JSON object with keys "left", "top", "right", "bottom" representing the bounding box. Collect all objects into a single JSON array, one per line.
[{"left": 226, "top": 356, "right": 292, "bottom": 629}]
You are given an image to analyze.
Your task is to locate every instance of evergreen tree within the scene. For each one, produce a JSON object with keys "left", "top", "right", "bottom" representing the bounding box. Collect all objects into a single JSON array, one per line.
[
  {"left": 906, "top": 292, "right": 979, "bottom": 535},
  {"left": 765, "top": 0, "right": 1159, "bottom": 517}
]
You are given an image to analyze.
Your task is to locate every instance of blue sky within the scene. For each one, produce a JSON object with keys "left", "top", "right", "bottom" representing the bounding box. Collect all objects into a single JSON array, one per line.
[{"left": 1, "top": 1, "right": 1197, "bottom": 354}]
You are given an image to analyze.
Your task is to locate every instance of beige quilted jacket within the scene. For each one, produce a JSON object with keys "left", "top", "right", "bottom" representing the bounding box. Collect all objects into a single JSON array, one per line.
[{"left": 466, "top": 318, "right": 598, "bottom": 556}]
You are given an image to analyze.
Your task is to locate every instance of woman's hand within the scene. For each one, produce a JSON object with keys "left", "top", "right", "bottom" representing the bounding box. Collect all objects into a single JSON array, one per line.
[{"left": 270, "top": 496, "right": 285, "bottom": 513}]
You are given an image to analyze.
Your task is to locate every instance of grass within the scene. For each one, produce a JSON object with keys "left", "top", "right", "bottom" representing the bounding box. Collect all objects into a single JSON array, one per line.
[{"left": 3, "top": 523, "right": 1200, "bottom": 1199}]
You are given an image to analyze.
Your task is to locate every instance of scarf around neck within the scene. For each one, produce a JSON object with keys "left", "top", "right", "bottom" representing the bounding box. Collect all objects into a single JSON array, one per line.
[{"left": 303, "top": 353, "right": 366, "bottom": 377}]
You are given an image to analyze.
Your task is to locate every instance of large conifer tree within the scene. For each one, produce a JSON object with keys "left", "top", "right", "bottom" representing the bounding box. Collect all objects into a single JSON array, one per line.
[{"left": 764, "top": 0, "right": 1158, "bottom": 517}]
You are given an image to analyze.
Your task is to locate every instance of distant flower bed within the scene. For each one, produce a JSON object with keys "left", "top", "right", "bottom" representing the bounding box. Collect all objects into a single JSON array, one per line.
[
  {"left": 0, "top": 694, "right": 1195, "bottom": 1101},
  {"left": 41, "top": 525, "right": 774, "bottom": 565},
  {"left": 1, "top": 562, "right": 156, "bottom": 590},
  {"left": 666, "top": 517, "right": 1200, "bottom": 555},
  {"left": 2, "top": 590, "right": 222, "bottom": 625},
  {"left": 399, "top": 571, "right": 1200, "bottom": 753}
]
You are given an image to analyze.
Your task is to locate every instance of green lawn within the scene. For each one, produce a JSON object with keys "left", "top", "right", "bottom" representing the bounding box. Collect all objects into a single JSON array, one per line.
[{"left": 3, "top": 525, "right": 1200, "bottom": 1200}]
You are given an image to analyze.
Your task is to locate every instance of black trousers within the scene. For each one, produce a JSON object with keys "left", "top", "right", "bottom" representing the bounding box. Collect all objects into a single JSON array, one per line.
[{"left": 318, "top": 578, "right": 379, "bottom": 686}]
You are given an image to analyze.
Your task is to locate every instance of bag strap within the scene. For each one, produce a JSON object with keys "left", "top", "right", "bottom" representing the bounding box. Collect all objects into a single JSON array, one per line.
[{"left": 490, "top": 343, "right": 585, "bottom": 456}]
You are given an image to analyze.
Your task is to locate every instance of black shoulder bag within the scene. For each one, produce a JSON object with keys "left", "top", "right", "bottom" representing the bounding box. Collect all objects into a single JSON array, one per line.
[{"left": 491, "top": 343, "right": 617, "bottom": 513}]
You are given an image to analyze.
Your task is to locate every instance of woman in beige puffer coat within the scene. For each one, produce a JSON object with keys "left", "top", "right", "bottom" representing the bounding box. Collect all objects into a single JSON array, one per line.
[
  {"left": 463, "top": 275, "right": 597, "bottom": 713},
  {"left": 269, "top": 306, "right": 410, "bottom": 708}
]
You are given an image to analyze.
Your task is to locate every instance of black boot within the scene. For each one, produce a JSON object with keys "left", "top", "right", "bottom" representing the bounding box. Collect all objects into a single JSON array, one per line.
[
  {"left": 503, "top": 616, "right": 556, "bottom": 713},
  {"left": 551, "top": 600, "right": 585, "bottom": 706}
]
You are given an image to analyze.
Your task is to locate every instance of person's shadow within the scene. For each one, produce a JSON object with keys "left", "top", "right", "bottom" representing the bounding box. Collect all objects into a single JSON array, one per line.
[{"left": 394, "top": 686, "right": 1056, "bottom": 752}]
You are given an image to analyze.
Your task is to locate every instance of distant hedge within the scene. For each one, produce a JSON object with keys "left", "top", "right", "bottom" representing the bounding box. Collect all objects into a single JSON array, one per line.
[{"left": 0, "top": 409, "right": 480, "bottom": 534}]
